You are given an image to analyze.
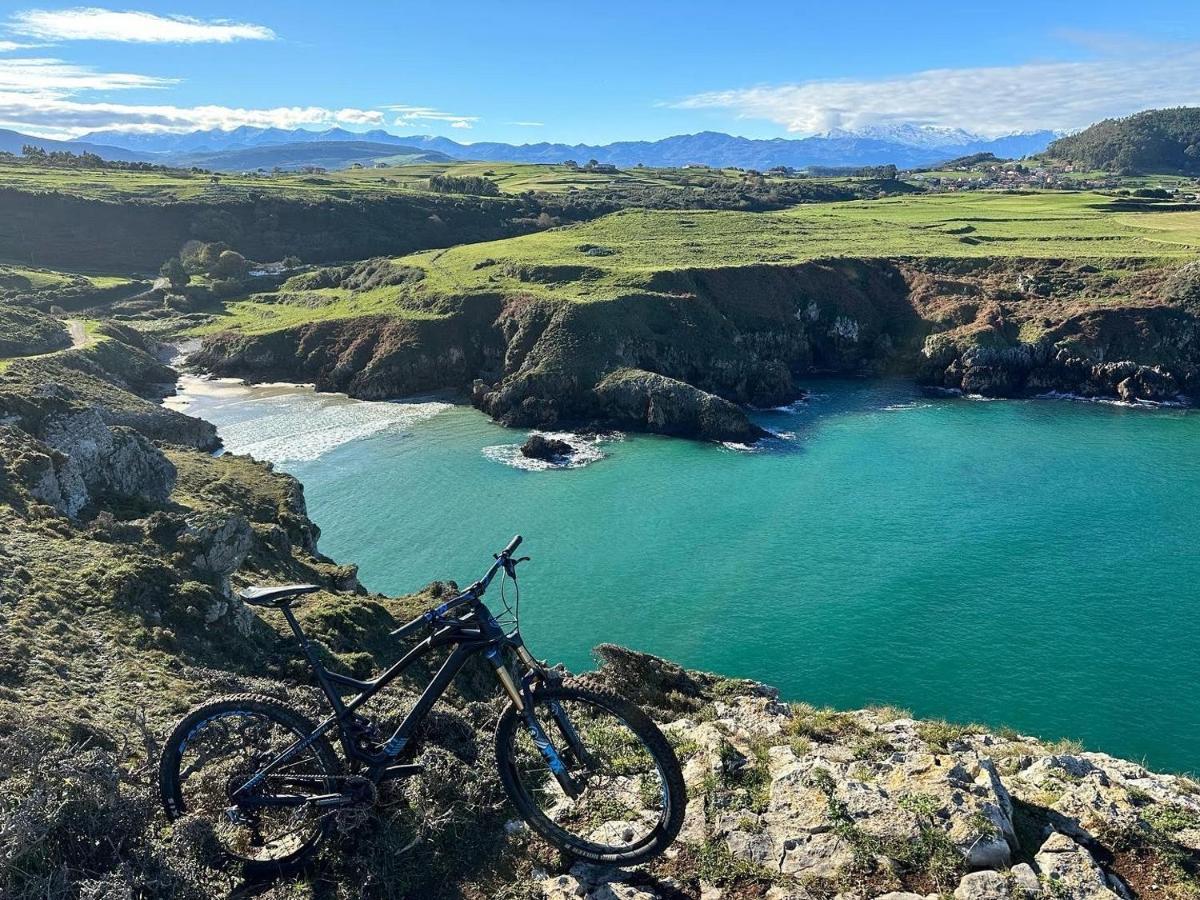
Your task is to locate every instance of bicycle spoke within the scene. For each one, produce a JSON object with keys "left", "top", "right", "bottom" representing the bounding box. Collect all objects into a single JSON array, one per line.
[{"left": 173, "top": 711, "right": 333, "bottom": 865}]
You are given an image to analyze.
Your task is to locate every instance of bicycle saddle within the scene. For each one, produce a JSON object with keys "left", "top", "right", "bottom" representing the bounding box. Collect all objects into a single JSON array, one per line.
[{"left": 239, "top": 584, "right": 319, "bottom": 607}]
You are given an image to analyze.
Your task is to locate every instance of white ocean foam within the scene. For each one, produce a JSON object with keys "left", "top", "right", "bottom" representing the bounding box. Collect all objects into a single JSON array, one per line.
[
  {"left": 1036, "top": 390, "right": 1188, "bottom": 410},
  {"left": 483, "top": 431, "right": 619, "bottom": 471},
  {"left": 718, "top": 440, "right": 763, "bottom": 453},
  {"left": 882, "top": 401, "right": 933, "bottom": 411},
  {"left": 169, "top": 374, "right": 451, "bottom": 463}
]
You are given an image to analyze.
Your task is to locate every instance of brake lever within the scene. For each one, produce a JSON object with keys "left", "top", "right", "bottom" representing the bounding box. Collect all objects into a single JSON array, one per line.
[{"left": 501, "top": 556, "right": 531, "bottom": 578}]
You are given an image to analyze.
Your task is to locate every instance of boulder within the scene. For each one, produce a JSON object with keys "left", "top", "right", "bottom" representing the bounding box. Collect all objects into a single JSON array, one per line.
[
  {"left": 953, "top": 870, "right": 1010, "bottom": 900},
  {"left": 1034, "top": 832, "right": 1120, "bottom": 899},
  {"left": 521, "top": 434, "right": 574, "bottom": 461}
]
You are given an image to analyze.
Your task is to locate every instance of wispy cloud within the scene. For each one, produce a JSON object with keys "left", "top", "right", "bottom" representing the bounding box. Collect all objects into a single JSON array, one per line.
[
  {"left": 674, "top": 43, "right": 1200, "bottom": 137},
  {"left": 10, "top": 7, "right": 275, "bottom": 43},
  {"left": 0, "top": 97, "right": 389, "bottom": 139},
  {"left": 0, "top": 48, "right": 394, "bottom": 138},
  {"left": 508, "top": 120, "right": 544, "bottom": 127},
  {"left": 0, "top": 56, "right": 173, "bottom": 94},
  {"left": 386, "top": 104, "right": 477, "bottom": 130},
  {"left": 0, "top": 40, "right": 42, "bottom": 52}
]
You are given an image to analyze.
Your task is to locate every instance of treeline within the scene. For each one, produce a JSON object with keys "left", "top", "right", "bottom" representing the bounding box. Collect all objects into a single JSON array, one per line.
[
  {"left": 1045, "top": 107, "right": 1200, "bottom": 174},
  {"left": 5, "top": 145, "right": 199, "bottom": 174},
  {"left": 805, "top": 164, "right": 899, "bottom": 178},
  {"left": 427, "top": 173, "right": 501, "bottom": 196},
  {"left": 538, "top": 173, "right": 914, "bottom": 215}
]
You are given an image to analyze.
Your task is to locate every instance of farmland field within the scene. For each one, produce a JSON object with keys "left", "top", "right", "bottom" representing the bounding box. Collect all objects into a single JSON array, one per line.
[
  {"left": 0, "top": 158, "right": 870, "bottom": 202},
  {"left": 204, "top": 190, "right": 1200, "bottom": 333}
]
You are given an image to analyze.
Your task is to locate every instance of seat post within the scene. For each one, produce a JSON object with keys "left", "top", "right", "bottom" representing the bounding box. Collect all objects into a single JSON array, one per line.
[{"left": 278, "top": 602, "right": 347, "bottom": 716}]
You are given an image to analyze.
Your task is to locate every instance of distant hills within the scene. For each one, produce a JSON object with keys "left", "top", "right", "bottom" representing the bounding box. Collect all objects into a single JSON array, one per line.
[
  {"left": 0, "top": 128, "right": 153, "bottom": 163},
  {"left": 63, "top": 124, "right": 1057, "bottom": 172},
  {"left": 173, "top": 141, "right": 454, "bottom": 171},
  {"left": 1045, "top": 107, "right": 1200, "bottom": 174}
]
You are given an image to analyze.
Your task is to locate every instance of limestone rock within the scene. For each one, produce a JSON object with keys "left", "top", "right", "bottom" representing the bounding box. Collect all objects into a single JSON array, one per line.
[
  {"left": 953, "top": 870, "right": 1009, "bottom": 899},
  {"left": 41, "top": 409, "right": 175, "bottom": 508},
  {"left": 180, "top": 511, "right": 254, "bottom": 595},
  {"left": 1034, "top": 832, "right": 1119, "bottom": 899}
]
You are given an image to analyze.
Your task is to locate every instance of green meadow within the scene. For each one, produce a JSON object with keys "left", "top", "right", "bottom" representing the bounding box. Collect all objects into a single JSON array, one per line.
[
  {"left": 0, "top": 158, "right": 880, "bottom": 202},
  {"left": 206, "top": 190, "right": 1200, "bottom": 334}
]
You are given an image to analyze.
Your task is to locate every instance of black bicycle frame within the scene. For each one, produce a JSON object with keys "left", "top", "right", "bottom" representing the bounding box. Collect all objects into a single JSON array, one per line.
[{"left": 233, "top": 543, "right": 583, "bottom": 807}]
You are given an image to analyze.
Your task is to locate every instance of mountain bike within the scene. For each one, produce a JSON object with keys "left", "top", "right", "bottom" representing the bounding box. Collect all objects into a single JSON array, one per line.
[{"left": 159, "top": 536, "right": 686, "bottom": 877}]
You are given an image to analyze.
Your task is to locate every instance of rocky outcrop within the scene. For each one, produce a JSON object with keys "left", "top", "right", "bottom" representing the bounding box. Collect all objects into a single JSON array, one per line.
[
  {"left": 532, "top": 647, "right": 1200, "bottom": 900},
  {"left": 521, "top": 433, "right": 574, "bottom": 461},
  {"left": 0, "top": 399, "right": 176, "bottom": 517},
  {"left": 593, "top": 368, "right": 768, "bottom": 442}
]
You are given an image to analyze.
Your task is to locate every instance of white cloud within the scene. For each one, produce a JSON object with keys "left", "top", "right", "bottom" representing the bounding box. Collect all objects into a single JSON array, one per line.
[
  {"left": 0, "top": 56, "right": 173, "bottom": 94},
  {"left": 0, "top": 40, "right": 41, "bottom": 52},
  {"left": 508, "top": 120, "right": 544, "bottom": 127},
  {"left": 674, "top": 45, "right": 1200, "bottom": 137},
  {"left": 0, "top": 51, "right": 388, "bottom": 137},
  {"left": 334, "top": 107, "right": 384, "bottom": 126},
  {"left": 387, "top": 105, "right": 478, "bottom": 131},
  {"left": 0, "top": 95, "right": 393, "bottom": 139},
  {"left": 10, "top": 7, "right": 275, "bottom": 43}
]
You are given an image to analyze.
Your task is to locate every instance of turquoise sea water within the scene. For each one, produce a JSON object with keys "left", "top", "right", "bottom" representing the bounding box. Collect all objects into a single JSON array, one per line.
[{"left": 170, "top": 377, "right": 1200, "bottom": 773}]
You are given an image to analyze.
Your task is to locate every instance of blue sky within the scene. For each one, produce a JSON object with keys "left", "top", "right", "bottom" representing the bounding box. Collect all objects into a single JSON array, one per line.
[{"left": 1, "top": 1, "right": 1198, "bottom": 143}]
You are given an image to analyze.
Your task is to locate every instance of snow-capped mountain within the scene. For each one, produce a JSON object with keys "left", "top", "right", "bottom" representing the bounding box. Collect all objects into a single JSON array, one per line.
[{"left": 67, "top": 125, "right": 1058, "bottom": 171}]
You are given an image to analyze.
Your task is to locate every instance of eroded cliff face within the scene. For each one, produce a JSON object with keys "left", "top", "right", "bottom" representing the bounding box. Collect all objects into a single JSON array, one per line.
[{"left": 193, "top": 257, "right": 1200, "bottom": 442}]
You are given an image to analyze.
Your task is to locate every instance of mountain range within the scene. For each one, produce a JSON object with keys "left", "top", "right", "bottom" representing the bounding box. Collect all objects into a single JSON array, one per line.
[{"left": 4, "top": 124, "right": 1058, "bottom": 172}]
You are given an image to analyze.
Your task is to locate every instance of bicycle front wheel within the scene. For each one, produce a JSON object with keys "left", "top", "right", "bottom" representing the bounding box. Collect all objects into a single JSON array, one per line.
[{"left": 495, "top": 683, "right": 686, "bottom": 865}]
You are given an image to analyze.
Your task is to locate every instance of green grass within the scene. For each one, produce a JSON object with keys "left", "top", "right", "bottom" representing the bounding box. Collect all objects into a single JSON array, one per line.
[
  {"left": 198, "top": 190, "right": 1200, "bottom": 336},
  {"left": 0, "top": 157, "right": 896, "bottom": 204}
]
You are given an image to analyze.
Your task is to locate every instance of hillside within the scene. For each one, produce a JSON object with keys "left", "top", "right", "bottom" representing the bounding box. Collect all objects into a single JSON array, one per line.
[
  {"left": 0, "top": 324, "right": 1198, "bottom": 899},
  {"left": 0, "top": 160, "right": 904, "bottom": 270},
  {"left": 1045, "top": 107, "right": 1200, "bottom": 174},
  {"left": 190, "top": 191, "right": 1200, "bottom": 440},
  {"left": 0, "top": 128, "right": 154, "bottom": 163},
  {"left": 172, "top": 140, "right": 455, "bottom": 172}
]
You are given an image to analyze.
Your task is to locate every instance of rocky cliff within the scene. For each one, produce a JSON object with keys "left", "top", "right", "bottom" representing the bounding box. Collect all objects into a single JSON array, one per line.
[{"left": 193, "top": 257, "right": 1200, "bottom": 442}]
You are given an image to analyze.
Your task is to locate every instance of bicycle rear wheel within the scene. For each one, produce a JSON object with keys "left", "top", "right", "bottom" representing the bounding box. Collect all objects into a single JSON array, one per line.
[
  {"left": 495, "top": 683, "right": 685, "bottom": 865},
  {"left": 159, "top": 694, "right": 341, "bottom": 877}
]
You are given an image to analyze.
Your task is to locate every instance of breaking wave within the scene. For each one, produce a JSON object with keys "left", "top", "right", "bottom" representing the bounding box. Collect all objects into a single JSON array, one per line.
[{"left": 167, "top": 374, "right": 452, "bottom": 463}]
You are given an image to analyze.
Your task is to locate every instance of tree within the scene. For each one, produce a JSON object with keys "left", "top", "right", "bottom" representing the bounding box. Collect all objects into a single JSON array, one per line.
[
  {"left": 211, "top": 250, "right": 249, "bottom": 280},
  {"left": 159, "top": 257, "right": 190, "bottom": 290}
]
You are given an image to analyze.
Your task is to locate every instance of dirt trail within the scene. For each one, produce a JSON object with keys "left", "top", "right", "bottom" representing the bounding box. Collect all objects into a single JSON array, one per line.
[{"left": 66, "top": 319, "right": 87, "bottom": 348}]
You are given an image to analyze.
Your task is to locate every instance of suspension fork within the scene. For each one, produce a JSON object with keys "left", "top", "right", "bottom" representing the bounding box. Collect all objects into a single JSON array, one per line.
[{"left": 488, "top": 648, "right": 582, "bottom": 798}]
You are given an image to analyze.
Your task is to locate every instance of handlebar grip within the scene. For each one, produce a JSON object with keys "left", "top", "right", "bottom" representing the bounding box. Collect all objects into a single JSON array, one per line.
[{"left": 502, "top": 534, "right": 523, "bottom": 555}]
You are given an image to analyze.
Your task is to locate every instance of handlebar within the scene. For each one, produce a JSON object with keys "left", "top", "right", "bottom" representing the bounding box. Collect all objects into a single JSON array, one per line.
[{"left": 389, "top": 535, "right": 524, "bottom": 639}]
